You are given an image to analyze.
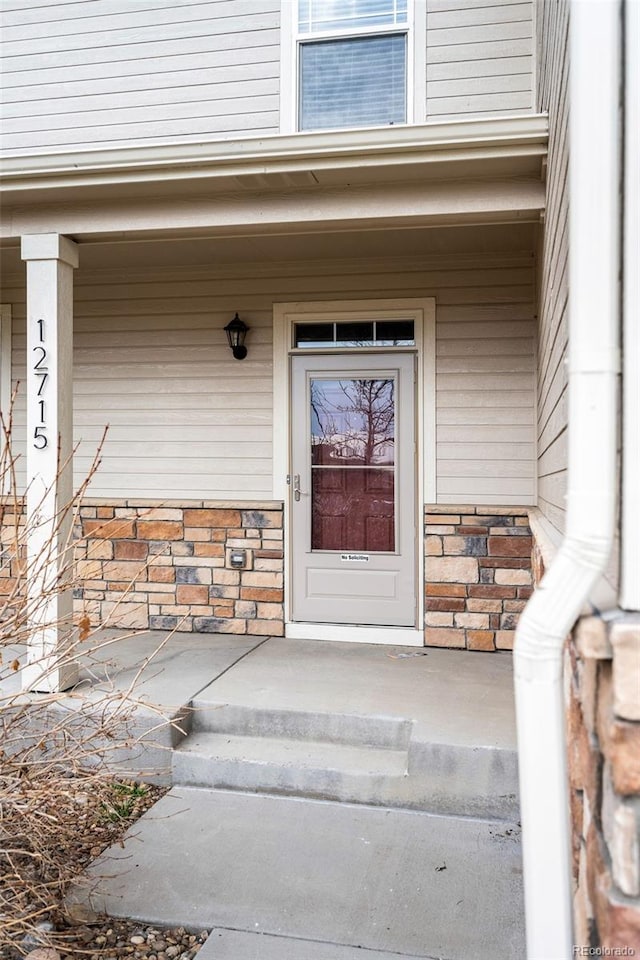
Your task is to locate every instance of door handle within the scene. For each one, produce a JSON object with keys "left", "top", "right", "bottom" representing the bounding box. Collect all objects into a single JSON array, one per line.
[{"left": 293, "top": 474, "right": 302, "bottom": 501}]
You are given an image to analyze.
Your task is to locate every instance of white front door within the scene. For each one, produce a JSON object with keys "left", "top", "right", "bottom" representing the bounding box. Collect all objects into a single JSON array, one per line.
[{"left": 290, "top": 353, "right": 417, "bottom": 627}]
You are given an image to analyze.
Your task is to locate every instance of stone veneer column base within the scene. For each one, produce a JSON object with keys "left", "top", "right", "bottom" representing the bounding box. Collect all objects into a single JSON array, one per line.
[
  {"left": 424, "top": 504, "right": 533, "bottom": 652},
  {"left": 75, "top": 500, "right": 284, "bottom": 636}
]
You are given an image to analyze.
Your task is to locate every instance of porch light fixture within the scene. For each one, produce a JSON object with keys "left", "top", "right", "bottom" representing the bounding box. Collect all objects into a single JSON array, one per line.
[{"left": 224, "top": 313, "right": 249, "bottom": 360}]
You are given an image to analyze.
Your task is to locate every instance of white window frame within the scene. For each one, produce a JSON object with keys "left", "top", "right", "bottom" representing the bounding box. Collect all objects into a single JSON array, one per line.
[{"left": 280, "top": 0, "right": 426, "bottom": 135}]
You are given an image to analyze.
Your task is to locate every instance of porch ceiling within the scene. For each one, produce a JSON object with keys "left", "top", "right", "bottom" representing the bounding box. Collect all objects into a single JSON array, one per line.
[{"left": 1, "top": 177, "right": 544, "bottom": 248}]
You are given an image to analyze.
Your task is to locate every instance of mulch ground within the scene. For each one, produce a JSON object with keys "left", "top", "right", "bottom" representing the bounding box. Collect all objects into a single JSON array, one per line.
[{"left": 0, "top": 779, "right": 210, "bottom": 960}]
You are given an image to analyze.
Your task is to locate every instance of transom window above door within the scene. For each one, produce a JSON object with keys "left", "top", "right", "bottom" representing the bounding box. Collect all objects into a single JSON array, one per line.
[
  {"left": 294, "top": 318, "right": 415, "bottom": 348},
  {"left": 290, "top": 0, "right": 417, "bottom": 132}
]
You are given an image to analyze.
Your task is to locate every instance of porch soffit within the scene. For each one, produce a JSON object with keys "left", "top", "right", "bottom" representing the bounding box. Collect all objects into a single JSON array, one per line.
[
  {"left": 0, "top": 114, "right": 548, "bottom": 211},
  {"left": 1, "top": 177, "right": 545, "bottom": 246}
]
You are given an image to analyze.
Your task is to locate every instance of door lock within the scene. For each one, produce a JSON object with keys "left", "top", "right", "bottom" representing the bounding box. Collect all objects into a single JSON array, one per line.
[{"left": 293, "top": 474, "right": 301, "bottom": 501}]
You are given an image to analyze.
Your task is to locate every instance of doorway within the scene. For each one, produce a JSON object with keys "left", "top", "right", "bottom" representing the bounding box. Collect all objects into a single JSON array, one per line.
[
  {"left": 273, "top": 297, "right": 435, "bottom": 644},
  {"left": 290, "top": 353, "right": 417, "bottom": 627}
]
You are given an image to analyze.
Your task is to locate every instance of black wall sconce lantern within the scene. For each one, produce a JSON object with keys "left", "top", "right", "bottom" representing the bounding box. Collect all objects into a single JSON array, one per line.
[{"left": 224, "top": 313, "right": 249, "bottom": 360}]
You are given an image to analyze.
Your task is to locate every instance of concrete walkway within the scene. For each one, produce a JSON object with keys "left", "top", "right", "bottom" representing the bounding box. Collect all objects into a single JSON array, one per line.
[
  {"left": 198, "top": 929, "right": 440, "bottom": 959},
  {"left": 63, "top": 632, "right": 523, "bottom": 959},
  {"left": 72, "top": 787, "right": 523, "bottom": 960}
]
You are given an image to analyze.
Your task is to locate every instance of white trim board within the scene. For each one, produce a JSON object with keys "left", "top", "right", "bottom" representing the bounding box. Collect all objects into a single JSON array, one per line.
[
  {"left": 0, "top": 304, "right": 12, "bottom": 491},
  {"left": 286, "top": 623, "right": 425, "bottom": 646},
  {"left": 279, "top": 0, "right": 296, "bottom": 137},
  {"left": 0, "top": 304, "right": 11, "bottom": 413}
]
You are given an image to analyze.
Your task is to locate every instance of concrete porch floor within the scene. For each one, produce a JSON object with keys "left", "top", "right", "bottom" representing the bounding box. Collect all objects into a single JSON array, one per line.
[
  {"left": 189, "top": 634, "right": 517, "bottom": 750},
  {"left": 86, "top": 629, "right": 516, "bottom": 746},
  {"left": 62, "top": 628, "right": 515, "bottom": 741},
  {"left": 2, "top": 629, "right": 517, "bottom": 780}
]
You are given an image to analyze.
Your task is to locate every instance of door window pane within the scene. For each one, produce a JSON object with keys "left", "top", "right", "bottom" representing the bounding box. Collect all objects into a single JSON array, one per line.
[
  {"left": 294, "top": 319, "right": 414, "bottom": 348},
  {"left": 312, "top": 468, "right": 394, "bottom": 551},
  {"left": 311, "top": 378, "right": 395, "bottom": 465},
  {"left": 299, "top": 34, "right": 407, "bottom": 131},
  {"left": 335, "top": 321, "right": 374, "bottom": 346},
  {"left": 375, "top": 319, "right": 415, "bottom": 344},
  {"left": 295, "top": 322, "right": 334, "bottom": 347},
  {"left": 310, "top": 377, "right": 396, "bottom": 552}
]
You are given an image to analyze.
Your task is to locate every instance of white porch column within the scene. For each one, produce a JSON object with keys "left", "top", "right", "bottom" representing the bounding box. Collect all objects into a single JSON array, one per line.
[{"left": 20, "top": 234, "right": 78, "bottom": 692}]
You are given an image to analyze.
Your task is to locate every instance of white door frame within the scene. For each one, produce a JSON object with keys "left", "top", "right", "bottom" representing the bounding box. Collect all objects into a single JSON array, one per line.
[{"left": 273, "top": 297, "right": 436, "bottom": 645}]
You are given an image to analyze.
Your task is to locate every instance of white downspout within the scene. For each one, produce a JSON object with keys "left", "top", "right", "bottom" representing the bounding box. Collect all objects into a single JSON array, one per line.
[{"left": 514, "top": 1, "right": 621, "bottom": 958}]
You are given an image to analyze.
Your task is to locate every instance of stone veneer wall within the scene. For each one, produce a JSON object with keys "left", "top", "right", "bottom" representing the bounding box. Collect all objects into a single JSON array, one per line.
[
  {"left": 531, "top": 529, "right": 640, "bottom": 949},
  {"left": 3, "top": 498, "right": 536, "bottom": 648},
  {"left": 424, "top": 505, "right": 533, "bottom": 651},
  {"left": 0, "top": 499, "right": 24, "bottom": 606},
  {"left": 74, "top": 501, "right": 284, "bottom": 636},
  {"left": 566, "top": 612, "right": 640, "bottom": 949}
]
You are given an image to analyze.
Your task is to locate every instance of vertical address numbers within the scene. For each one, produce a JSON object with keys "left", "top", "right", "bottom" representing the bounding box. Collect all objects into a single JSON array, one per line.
[{"left": 33, "top": 317, "right": 48, "bottom": 448}]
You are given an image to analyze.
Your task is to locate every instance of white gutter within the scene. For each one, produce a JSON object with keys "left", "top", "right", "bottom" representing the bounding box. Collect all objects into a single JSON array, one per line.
[
  {"left": 514, "top": 2, "right": 621, "bottom": 958},
  {"left": 0, "top": 115, "right": 548, "bottom": 183}
]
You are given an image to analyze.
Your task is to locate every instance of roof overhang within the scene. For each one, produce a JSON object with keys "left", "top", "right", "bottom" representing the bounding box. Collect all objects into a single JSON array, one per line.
[{"left": 1, "top": 115, "right": 548, "bottom": 208}]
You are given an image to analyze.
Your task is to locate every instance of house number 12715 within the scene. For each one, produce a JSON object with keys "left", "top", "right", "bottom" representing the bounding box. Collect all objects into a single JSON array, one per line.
[{"left": 33, "top": 317, "right": 48, "bottom": 448}]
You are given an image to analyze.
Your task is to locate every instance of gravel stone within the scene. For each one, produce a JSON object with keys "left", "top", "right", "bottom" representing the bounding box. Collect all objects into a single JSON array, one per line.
[{"left": 8, "top": 921, "right": 210, "bottom": 960}]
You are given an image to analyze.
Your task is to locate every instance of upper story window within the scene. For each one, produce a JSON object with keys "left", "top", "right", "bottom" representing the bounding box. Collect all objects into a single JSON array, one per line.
[
  {"left": 281, "top": 0, "right": 423, "bottom": 134},
  {"left": 298, "top": 0, "right": 409, "bottom": 131}
]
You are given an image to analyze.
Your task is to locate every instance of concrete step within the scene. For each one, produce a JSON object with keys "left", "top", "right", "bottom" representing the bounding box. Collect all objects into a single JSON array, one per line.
[
  {"left": 71, "top": 787, "right": 524, "bottom": 960},
  {"left": 406, "top": 734, "right": 519, "bottom": 819},
  {"left": 199, "top": 928, "right": 438, "bottom": 959},
  {"left": 172, "top": 730, "right": 408, "bottom": 804},
  {"left": 188, "top": 700, "right": 411, "bottom": 749},
  {"left": 177, "top": 705, "right": 518, "bottom": 818}
]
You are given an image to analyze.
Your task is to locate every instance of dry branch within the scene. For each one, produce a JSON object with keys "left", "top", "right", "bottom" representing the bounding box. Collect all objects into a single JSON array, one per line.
[{"left": 0, "top": 393, "right": 172, "bottom": 953}]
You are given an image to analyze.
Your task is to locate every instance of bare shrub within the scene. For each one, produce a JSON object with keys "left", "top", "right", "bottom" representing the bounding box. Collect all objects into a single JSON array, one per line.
[{"left": 0, "top": 393, "right": 172, "bottom": 952}]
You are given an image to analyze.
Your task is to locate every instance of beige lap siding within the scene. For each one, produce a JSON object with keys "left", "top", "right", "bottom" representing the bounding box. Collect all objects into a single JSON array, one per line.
[
  {"left": 4, "top": 253, "right": 537, "bottom": 502},
  {"left": 424, "top": 504, "right": 532, "bottom": 651},
  {"left": 75, "top": 500, "right": 284, "bottom": 636},
  {"left": 535, "top": 0, "right": 569, "bottom": 535},
  {"left": 426, "top": 0, "right": 534, "bottom": 121},
  {"left": 1, "top": 1, "right": 281, "bottom": 156}
]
